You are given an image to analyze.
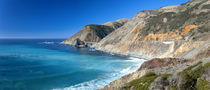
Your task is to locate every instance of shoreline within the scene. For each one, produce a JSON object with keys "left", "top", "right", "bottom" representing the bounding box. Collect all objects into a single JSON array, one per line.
[
  {"left": 59, "top": 43, "right": 149, "bottom": 89},
  {"left": 62, "top": 42, "right": 151, "bottom": 60},
  {"left": 94, "top": 49, "right": 151, "bottom": 89}
]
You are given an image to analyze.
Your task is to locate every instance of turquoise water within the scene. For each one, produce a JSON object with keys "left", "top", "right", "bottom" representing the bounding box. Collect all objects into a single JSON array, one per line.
[{"left": 0, "top": 39, "right": 145, "bottom": 90}]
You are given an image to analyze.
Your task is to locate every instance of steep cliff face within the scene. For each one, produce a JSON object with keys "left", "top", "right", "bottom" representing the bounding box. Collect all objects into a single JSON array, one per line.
[
  {"left": 94, "top": 0, "right": 210, "bottom": 58},
  {"left": 62, "top": 19, "right": 128, "bottom": 47}
]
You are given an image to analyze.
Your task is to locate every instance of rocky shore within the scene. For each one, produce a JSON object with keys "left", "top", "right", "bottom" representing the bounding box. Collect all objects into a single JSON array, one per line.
[{"left": 63, "top": 0, "right": 210, "bottom": 89}]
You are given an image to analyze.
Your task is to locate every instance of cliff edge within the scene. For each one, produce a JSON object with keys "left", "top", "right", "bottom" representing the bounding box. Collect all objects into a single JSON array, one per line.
[{"left": 62, "top": 19, "right": 128, "bottom": 48}]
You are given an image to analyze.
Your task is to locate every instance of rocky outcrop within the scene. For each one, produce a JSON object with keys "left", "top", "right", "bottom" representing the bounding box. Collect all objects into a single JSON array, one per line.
[
  {"left": 62, "top": 24, "right": 114, "bottom": 47},
  {"left": 138, "top": 58, "right": 191, "bottom": 70},
  {"left": 62, "top": 19, "right": 128, "bottom": 48}
]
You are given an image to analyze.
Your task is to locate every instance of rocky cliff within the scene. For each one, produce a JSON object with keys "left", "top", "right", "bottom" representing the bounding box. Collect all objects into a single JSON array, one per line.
[
  {"left": 63, "top": 0, "right": 210, "bottom": 89},
  {"left": 102, "top": 43, "right": 210, "bottom": 90},
  {"left": 93, "top": 0, "right": 210, "bottom": 58},
  {"left": 62, "top": 19, "right": 128, "bottom": 47},
  {"left": 97, "top": 0, "right": 210, "bottom": 89}
]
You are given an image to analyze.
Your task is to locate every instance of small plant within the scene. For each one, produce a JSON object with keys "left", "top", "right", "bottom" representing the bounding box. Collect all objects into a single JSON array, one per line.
[
  {"left": 178, "top": 61, "right": 204, "bottom": 90},
  {"left": 202, "top": 4, "right": 210, "bottom": 9},
  {"left": 178, "top": 61, "right": 202, "bottom": 75},
  {"left": 161, "top": 74, "right": 172, "bottom": 79},
  {"left": 204, "top": 62, "right": 210, "bottom": 68},
  {"left": 123, "top": 72, "right": 158, "bottom": 90},
  {"left": 196, "top": 78, "right": 210, "bottom": 90}
]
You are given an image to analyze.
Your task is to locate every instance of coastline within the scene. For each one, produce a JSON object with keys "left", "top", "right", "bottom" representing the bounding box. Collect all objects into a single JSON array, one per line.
[
  {"left": 90, "top": 46, "right": 152, "bottom": 89},
  {"left": 97, "top": 41, "right": 210, "bottom": 89},
  {"left": 61, "top": 0, "right": 210, "bottom": 89},
  {"left": 93, "top": 48, "right": 150, "bottom": 89},
  {"left": 58, "top": 43, "right": 149, "bottom": 89},
  {"left": 62, "top": 41, "right": 209, "bottom": 89}
]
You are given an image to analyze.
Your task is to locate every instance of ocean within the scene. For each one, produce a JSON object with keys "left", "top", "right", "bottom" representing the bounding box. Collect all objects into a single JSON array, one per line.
[{"left": 0, "top": 39, "right": 145, "bottom": 90}]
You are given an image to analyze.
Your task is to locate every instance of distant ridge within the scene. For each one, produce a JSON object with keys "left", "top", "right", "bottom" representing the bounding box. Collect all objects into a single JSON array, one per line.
[{"left": 62, "top": 19, "right": 128, "bottom": 48}]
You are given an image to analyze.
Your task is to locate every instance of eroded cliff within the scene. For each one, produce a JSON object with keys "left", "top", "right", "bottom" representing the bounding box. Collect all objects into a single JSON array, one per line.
[
  {"left": 93, "top": 0, "right": 210, "bottom": 58},
  {"left": 98, "top": 0, "right": 210, "bottom": 89},
  {"left": 62, "top": 19, "right": 128, "bottom": 47},
  {"left": 102, "top": 43, "right": 210, "bottom": 90}
]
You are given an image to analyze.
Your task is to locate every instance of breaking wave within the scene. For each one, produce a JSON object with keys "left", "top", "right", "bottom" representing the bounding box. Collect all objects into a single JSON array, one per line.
[
  {"left": 53, "top": 57, "right": 146, "bottom": 90},
  {"left": 40, "top": 42, "right": 55, "bottom": 44},
  {"left": 88, "top": 48, "right": 96, "bottom": 52}
]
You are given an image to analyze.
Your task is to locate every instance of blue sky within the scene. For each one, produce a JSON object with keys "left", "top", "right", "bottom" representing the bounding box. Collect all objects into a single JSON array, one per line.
[{"left": 0, "top": 0, "right": 189, "bottom": 39}]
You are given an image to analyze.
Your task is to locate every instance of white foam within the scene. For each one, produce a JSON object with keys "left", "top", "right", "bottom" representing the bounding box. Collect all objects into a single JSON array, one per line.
[
  {"left": 41, "top": 42, "right": 55, "bottom": 44},
  {"left": 125, "top": 57, "right": 146, "bottom": 62},
  {"left": 53, "top": 79, "right": 106, "bottom": 90},
  {"left": 89, "top": 48, "right": 96, "bottom": 52},
  {"left": 110, "top": 53, "right": 115, "bottom": 55},
  {"left": 53, "top": 57, "right": 146, "bottom": 90},
  {"left": 120, "top": 67, "right": 131, "bottom": 73},
  {"left": 163, "top": 41, "right": 173, "bottom": 44}
]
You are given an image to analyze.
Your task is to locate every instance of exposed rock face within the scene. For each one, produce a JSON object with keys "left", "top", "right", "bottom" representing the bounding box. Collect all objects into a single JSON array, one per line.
[
  {"left": 102, "top": 45, "right": 210, "bottom": 90},
  {"left": 93, "top": 0, "right": 210, "bottom": 58},
  {"left": 138, "top": 58, "right": 191, "bottom": 70},
  {"left": 62, "top": 24, "right": 114, "bottom": 47},
  {"left": 103, "top": 19, "right": 129, "bottom": 29},
  {"left": 62, "top": 19, "right": 128, "bottom": 47},
  {"left": 100, "top": 0, "right": 210, "bottom": 89},
  {"left": 71, "top": 38, "right": 86, "bottom": 48}
]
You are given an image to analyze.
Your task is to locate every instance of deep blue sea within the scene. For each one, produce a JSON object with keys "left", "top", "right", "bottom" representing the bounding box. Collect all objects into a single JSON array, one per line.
[{"left": 0, "top": 39, "right": 145, "bottom": 90}]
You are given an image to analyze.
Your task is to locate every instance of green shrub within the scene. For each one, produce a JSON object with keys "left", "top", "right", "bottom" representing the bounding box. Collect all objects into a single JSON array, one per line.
[
  {"left": 196, "top": 78, "right": 210, "bottom": 90},
  {"left": 123, "top": 72, "right": 158, "bottom": 90},
  {"left": 161, "top": 74, "right": 172, "bottom": 79},
  {"left": 202, "top": 4, "right": 210, "bottom": 9},
  {"left": 204, "top": 62, "right": 210, "bottom": 68},
  {"left": 178, "top": 61, "right": 202, "bottom": 75},
  {"left": 178, "top": 61, "right": 204, "bottom": 90},
  {"left": 169, "top": 86, "right": 177, "bottom": 90}
]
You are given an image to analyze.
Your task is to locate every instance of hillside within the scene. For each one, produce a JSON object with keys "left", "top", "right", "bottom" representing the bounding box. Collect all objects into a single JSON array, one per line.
[
  {"left": 95, "top": 0, "right": 210, "bottom": 89},
  {"left": 103, "top": 19, "right": 129, "bottom": 29},
  {"left": 63, "top": 0, "right": 210, "bottom": 89},
  {"left": 62, "top": 19, "right": 128, "bottom": 47},
  {"left": 93, "top": 0, "right": 210, "bottom": 58}
]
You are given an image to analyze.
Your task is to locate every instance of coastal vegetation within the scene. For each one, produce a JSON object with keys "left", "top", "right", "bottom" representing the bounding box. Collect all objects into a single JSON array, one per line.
[
  {"left": 123, "top": 61, "right": 210, "bottom": 90},
  {"left": 123, "top": 72, "right": 158, "bottom": 90}
]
